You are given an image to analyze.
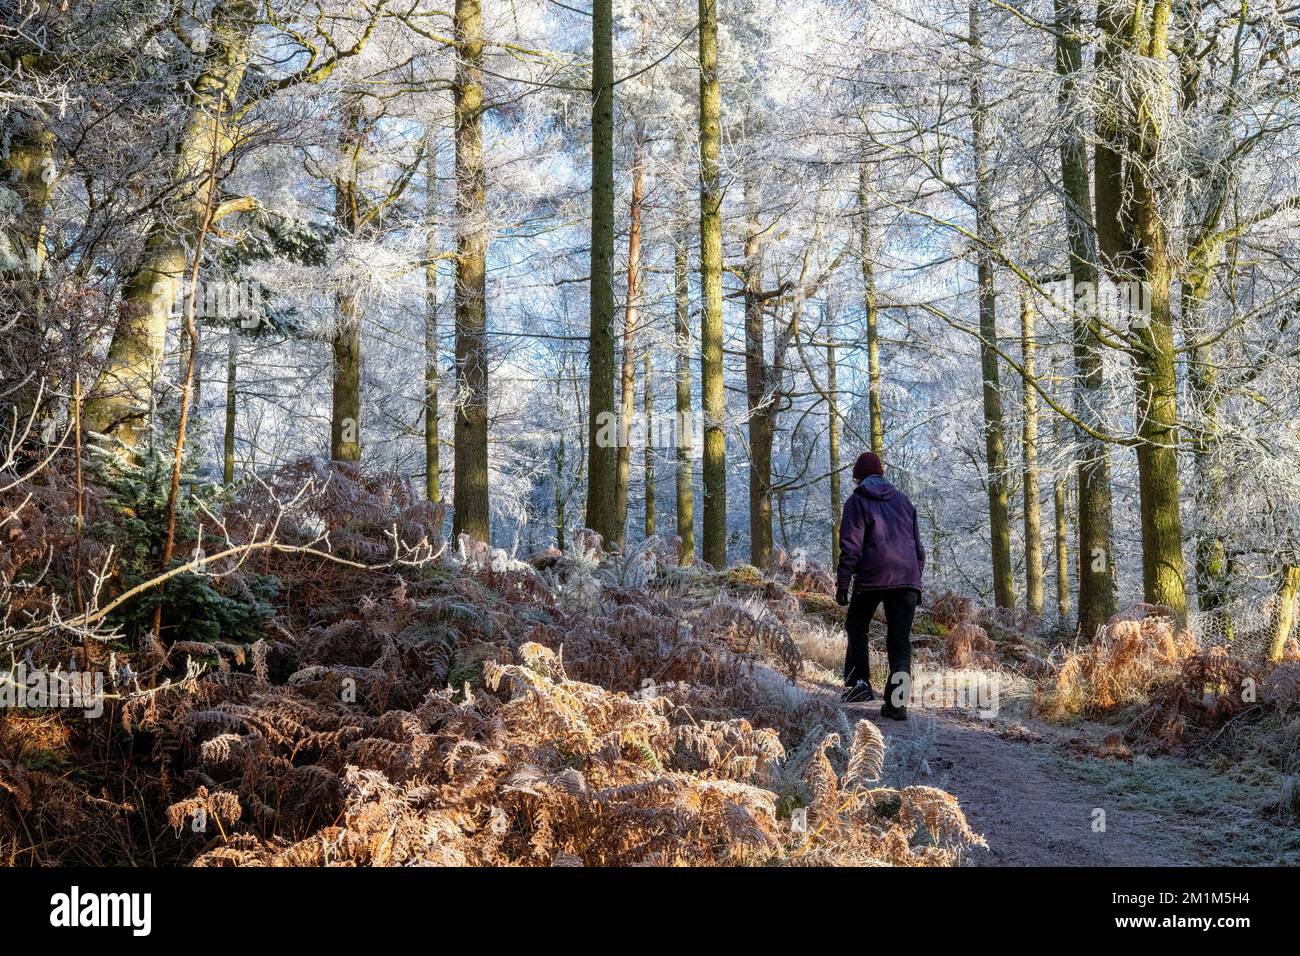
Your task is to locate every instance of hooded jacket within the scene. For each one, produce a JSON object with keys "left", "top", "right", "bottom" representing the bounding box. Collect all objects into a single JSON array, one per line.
[{"left": 835, "top": 475, "right": 925, "bottom": 594}]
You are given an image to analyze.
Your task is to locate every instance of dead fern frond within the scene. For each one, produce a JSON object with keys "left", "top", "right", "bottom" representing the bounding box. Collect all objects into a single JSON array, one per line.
[
  {"left": 897, "top": 786, "right": 986, "bottom": 852},
  {"left": 843, "top": 720, "right": 886, "bottom": 788}
]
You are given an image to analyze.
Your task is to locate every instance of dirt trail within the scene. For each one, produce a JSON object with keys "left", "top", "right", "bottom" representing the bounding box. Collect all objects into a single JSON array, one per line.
[
  {"left": 864, "top": 707, "right": 1182, "bottom": 866},
  {"left": 787, "top": 675, "right": 1191, "bottom": 866}
]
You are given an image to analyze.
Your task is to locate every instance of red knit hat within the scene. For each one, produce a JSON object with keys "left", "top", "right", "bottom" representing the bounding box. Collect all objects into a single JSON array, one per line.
[{"left": 852, "top": 451, "right": 884, "bottom": 482}]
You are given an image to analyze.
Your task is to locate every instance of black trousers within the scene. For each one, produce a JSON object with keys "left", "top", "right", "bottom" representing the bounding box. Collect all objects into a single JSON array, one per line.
[{"left": 844, "top": 587, "right": 918, "bottom": 706}]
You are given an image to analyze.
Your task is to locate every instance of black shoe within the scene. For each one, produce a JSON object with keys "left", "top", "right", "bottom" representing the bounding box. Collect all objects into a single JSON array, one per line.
[
  {"left": 879, "top": 701, "right": 908, "bottom": 721},
  {"left": 841, "top": 680, "right": 876, "bottom": 704}
]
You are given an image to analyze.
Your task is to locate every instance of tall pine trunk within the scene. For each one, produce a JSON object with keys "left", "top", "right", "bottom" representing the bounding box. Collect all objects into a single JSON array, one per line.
[
  {"left": 1020, "top": 289, "right": 1044, "bottom": 616},
  {"left": 1055, "top": 0, "right": 1116, "bottom": 635},
  {"left": 1093, "top": 0, "right": 1186, "bottom": 614},
  {"left": 858, "top": 163, "right": 884, "bottom": 454},
  {"left": 1093, "top": 0, "right": 1134, "bottom": 277},
  {"left": 554, "top": 374, "right": 567, "bottom": 550},
  {"left": 584, "top": 0, "right": 618, "bottom": 545},
  {"left": 1054, "top": 461, "right": 1071, "bottom": 624},
  {"left": 697, "top": 0, "right": 727, "bottom": 569},
  {"left": 1133, "top": 274, "right": 1186, "bottom": 613},
  {"left": 643, "top": 348, "right": 655, "bottom": 537},
  {"left": 1184, "top": 262, "right": 1228, "bottom": 619},
  {"left": 330, "top": 301, "right": 362, "bottom": 461},
  {"left": 828, "top": 329, "right": 842, "bottom": 567},
  {"left": 674, "top": 212, "right": 695, "bottom": 565},
  {"left": 425, "top": 131, "right": 441, "bottom": 502},
  {"left": 330, "top": 95, "right": 365, "bottom": 462},
  {"left": 223, "top": 329, "right": 238, "bottom": 484},
  {"left": 1052, "top": 355, "right": 1071, "bottom": 625},
  {"left": 743, "top": 197, "right": 773, "bottom": 570},
  {"left": 452, "top": 0, "right": 490, "bottom": 543},
  {"left": 969, "top": 0, "right": 1014, "bottom": 608},
  {"left": 613, "top": 131, "right": 644, "bottom": 549}
]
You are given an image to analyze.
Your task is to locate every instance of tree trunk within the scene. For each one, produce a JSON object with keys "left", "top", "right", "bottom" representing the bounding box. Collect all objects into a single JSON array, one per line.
[
  {"left": 1129, "top": 82, "right": 1187, "bottom": 613},
  {"left": 1269, "top": 565, "right": 1300, "bottom": 662},
  {"left": 697, "top": 0, "right": 727, "bottom": 569},
  {"left": 84, "top": 0, "right": 256, "bottom": 445},
  {"left": 425, "top": 131, "right": 441, "bottom": 502},
  {"left": 1055, "top": 0, "right": 1116, "bottom": 635},
  {"left": 584, "top": 0, "right": 618, "bottom": 546},
  {"left": 643, "top": 347, "right": 655, "bottom": 538},
  {"left": 330, "top": 302, "right": 362, "bottom": 461},
  {"left": 969, "top": 0, "right": 1014, "bottom": 608},
  {"left": 1020, "top": 290, "right": 1045, "bottom": 616},
  {"left": 1093, "top": 0, "right": 1137, "bottom": 278},
  {"left": 331, "top": 95, "right": 365, "bottom": 463},
  {"left": 1, "top": 105, "right": 56, "bottom": 428},
  {"left": 555, "top": 375, "right": 567, "bottom": 550},
  {"left": 1054, "top": 465, "right": 1071, "bottom": 625},
  {"left": 743, "top": 198, "right": 773, "bottom": 570},
  {"left": 223, "top": 329, "right": 238, "bottom": 484},
  {"left": 1052, "top": 355, "right": 1071, "bottom": 625},
  {"left": 1183, "top": 266, "right": 1228, "bottom": 618},
  {"left": 178, "top": 297, "right": 204, "bottom": 425},
  {"left": 1096, "top": 0, "right": 1187, "bottom": 614},
  {"left": 452, "top": 0, "right": 490, "bottom": 543},
  {"left": 828, "top": 329, "right": 842, "bottom": 568},
  {"left": 613, "top": 131, "right": 644, "bottom": 550},
  {"left": 674, "top": 214, "right": 695, "bottom": 565},
  {"left": 0, "top": 110, "right": 54, "bottom": 282},
  {"left": 858, "top": 163, "right": 884, "bottom": 454},
  {"left": 1133, "top": 282, "right": 1187, "bottom": 613}
]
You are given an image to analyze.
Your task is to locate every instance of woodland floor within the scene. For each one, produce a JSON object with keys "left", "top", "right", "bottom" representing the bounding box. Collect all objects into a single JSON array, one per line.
[{"left": 792, "top": 671, "right": 1300, "bottom": 866}]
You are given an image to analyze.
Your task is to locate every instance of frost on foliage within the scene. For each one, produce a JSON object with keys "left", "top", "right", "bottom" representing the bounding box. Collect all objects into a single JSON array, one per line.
[
  {"left": 0, "top": 187, "right": 32, "bottom": 273},
  {"left": 454, "top": 533, "right": 530, "bottom": 575},
  {"left": 602, "top": 538, "right": 659, "bottom": 590},
  {"left": 537, "top": 528, "right": 604, "bottom": 614}
]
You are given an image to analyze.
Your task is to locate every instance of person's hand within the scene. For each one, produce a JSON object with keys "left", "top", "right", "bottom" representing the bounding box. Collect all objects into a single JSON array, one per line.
[{"left": 835, "top": 587, "right": 849, "bottom": 607}]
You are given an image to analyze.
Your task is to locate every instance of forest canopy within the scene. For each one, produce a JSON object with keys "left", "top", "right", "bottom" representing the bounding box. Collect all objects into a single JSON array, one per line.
[{"left": 5, "top": 0, "right": 1300, "bottom": 638}]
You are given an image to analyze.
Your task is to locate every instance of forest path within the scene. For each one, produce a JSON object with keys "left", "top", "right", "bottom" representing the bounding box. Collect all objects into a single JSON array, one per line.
[
  {"left": 788, "top": 673, "right": 1211, "bottom": 866},
  {"left": 858, "top": 704, "right": 1181, "bottom": 865}
]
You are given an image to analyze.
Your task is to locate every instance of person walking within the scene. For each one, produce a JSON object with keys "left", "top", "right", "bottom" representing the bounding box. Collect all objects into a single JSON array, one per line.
[{"left": 834, "top": 451, "right": 925, "bottom": 720}]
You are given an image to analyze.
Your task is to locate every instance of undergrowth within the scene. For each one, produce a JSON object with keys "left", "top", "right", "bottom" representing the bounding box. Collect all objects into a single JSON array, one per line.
[
  {"left": 11, "top": 453, "right": 1295, "bottom": 866},
  {"left": 1, "top": 458, "right": 983, "bottom": 867}
]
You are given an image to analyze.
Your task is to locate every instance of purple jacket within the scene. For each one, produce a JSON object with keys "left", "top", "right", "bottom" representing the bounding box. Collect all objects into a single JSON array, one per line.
[{"left": 835, "top": 476, "right": 925, "bottom": 595}]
